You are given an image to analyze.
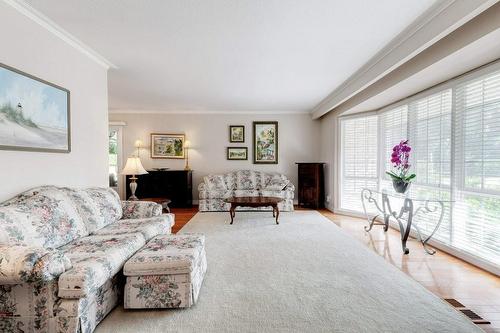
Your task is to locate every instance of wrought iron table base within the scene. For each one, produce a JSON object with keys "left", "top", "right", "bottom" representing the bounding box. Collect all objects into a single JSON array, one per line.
[{"left": 361, "top": 189, "right": 445, "bottom": 255}]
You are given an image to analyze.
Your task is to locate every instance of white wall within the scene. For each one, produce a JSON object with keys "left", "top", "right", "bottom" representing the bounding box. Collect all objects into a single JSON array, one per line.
[
  {"left": 0, "top": 3, "right": 109, "bottom": 202},
  {"left": 109, "top": 112, "right": 321, "bottom": 201},
  {"left": 319, "top": 112, "right": 338, "bottom": 211}
]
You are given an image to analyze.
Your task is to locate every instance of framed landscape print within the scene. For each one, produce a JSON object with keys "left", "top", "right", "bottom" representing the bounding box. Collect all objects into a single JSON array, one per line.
[
  {"left": 0, "top": 63, "right": 70, "bottom": 153},
  {"left": 253, "top": 121, "right": 278, "bottom": 164},
  {"left": 227, "top": 147, "right": 248, "bottom": 160},
  {"left": 151, "top": 133, "right": 185, "bottom": 159},
  {"left": 229, "top": 125, "right": 245, "bottom": 142}
]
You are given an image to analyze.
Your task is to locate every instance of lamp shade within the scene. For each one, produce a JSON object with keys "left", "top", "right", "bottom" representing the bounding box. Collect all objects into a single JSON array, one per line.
[{"left": 121, "top": 157, "right": 148, "bottom": 175}]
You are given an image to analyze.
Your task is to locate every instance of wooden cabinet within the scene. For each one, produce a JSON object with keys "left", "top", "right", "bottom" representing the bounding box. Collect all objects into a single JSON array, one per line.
[
  {"left": 126, "top": 170, "right": 192, "bottom": 208},
  {"left": 296, "top": 163, "right": 325, "bottom": 209}
]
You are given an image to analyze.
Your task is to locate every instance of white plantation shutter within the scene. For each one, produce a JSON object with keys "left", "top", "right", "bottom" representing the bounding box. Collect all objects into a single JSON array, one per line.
[
  {"left": 453, "top": 70, "right": 500, "bottom": 264},
  {"left": 379, "top": 105, "right": 408, "bottom": 192},
  {"left": 338, "top": 63, "right": 500, "bottom": 268},
  {"left": 408, "top": 90, "right": 453, "bottom": 243},
  {"left": 340, "top": 115, "right": 378, "bottom": 212}
]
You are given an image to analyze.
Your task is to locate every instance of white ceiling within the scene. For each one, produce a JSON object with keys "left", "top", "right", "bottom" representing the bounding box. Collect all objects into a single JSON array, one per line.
[{"left": 26, "top": 0, "right": 437, "bottom": 113}]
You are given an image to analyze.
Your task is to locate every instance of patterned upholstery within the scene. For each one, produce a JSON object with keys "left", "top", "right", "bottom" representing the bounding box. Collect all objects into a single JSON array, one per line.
[
  {"left": 58, "top": 233, "right": 145, "bottom": 298},
  {"left": 61, "top": 187, "right": 122, "bottom": 233},
  {"left": 0, "top": 245, "right": 72, "bottom": 284},
  {"left": 121, "top": 201, "right": 162, "bottom": 220},
  {"left": 198, "top": 170, "right": 295, "bottom": 211},
  {"left": 123, "top": 234, "right": 207, "bottom": 309},
  {"left": 93, "top": 214, "right": 174, "bottom": 240},
  {"left": 0, "top": 276, "right": 122, "bottom": 333},
  {"left": 0, "top": 185, "right": 174, "bottom": 332},
  {"left": 0, "top": 187, "right": 89, "bottom": 249}
]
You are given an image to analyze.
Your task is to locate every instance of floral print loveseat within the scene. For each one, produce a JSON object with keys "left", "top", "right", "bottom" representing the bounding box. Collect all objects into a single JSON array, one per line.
[
  {"left": 0, "top": 185, "right": 174, "bottom": 333},
  {"left": 198, "top": 170, "right": 294, "bottom": 212}
]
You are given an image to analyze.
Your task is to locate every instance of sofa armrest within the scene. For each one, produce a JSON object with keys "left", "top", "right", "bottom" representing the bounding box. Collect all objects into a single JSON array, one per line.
[
  {"left": 198, "top": 182, "right": 208, "bottom": 192},
  {"left": 285, "top": 183, "right": 295, "bottom": 192},
  {"left": 0, "top": 245, "right": 72, "bottom": 284},
  {"left": 121, "top": 201, "right": 163, "bottom": 219}
]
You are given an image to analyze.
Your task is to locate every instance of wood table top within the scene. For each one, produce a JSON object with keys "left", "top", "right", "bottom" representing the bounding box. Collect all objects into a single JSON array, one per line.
[{"left": 224, "top": 196, "right": 283, "bottom": 204}]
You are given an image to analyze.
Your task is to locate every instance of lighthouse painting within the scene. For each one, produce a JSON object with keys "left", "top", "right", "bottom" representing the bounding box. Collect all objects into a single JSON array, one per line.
[{"left": 0, "top": 63, "right": 70, "bottom": 153}]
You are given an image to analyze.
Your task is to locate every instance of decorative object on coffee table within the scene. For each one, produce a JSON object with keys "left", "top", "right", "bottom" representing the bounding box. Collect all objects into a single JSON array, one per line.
[
  {"left": 121, "top": 156, "right": 148, "bottom": 200},
  {"left": 151, "top": 133, "right": 185, "bottom": 159},
  {"left": 224, "top": 196, "right": 284, "bottom": 225},
  {"left": 229, "top": 125, "right": 245, "bottom": 142},
  {"left": 253, "top": 121, "right": 278, "bottom": 164},
  {"left": 123, "top": 234, "right": 207, "bottom": 309},
  {"left": 227, "top": 147, "right": 248, "bottom": 160},
  {"left": 386, "top": 139, "right": 415, "bottom": 194}
]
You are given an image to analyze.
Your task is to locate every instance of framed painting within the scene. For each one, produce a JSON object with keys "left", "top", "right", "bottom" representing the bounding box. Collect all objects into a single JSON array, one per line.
[
  {"left": 229, "top": 125, "right": 245, "bottom": 142},
  {"left": 253, "top": 121, "right": 278, "bottom": 164},
  {"left": 151, "top": 133, "right": 185, "bottom": 159},
  {"left": 227, "top": 147, "right": 248, "bottom": 160},
  {"left": 0, "top": 62, "right": 70, "bottom": 153}
]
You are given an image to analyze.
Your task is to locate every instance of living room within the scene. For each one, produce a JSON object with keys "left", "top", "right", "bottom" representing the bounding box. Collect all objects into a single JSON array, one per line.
[{"left": 1, "top": 1, "right": 499, "bottom": 332}]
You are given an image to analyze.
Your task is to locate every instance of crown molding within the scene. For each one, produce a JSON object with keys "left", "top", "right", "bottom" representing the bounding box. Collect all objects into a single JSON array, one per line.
[
  {"left": 311, "top": 0, "right": 499, "bottom": 119},
  {"left": 3, "top": 0, "right": 116, "bottom": 70},
  {"left": 108, "top": 109, "right": 310, "bottom": 115}
]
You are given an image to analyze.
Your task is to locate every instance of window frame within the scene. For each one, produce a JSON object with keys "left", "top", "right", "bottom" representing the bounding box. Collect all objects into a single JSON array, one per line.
[{"left": 336, "top": 59, "right": 500, "bottom": 274}]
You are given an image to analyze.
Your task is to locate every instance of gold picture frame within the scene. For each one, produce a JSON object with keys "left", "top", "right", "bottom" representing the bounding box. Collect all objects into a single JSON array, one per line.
[{"left": 150, "top": 133, "right": 185, "bottom": 159}]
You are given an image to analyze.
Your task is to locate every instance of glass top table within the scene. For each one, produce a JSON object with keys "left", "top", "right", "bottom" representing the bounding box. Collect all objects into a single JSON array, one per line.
[{"left": 361, "top": 188, "right": 453, "bottom": 255}]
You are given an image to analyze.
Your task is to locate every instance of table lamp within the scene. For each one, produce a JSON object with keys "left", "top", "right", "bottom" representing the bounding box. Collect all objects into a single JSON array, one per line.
[
  {"left": 184, "top": 140, "right": 191, "bottom": 171},
  {"left": 121, "top": 157, "right": 148, "bottom": 200}
]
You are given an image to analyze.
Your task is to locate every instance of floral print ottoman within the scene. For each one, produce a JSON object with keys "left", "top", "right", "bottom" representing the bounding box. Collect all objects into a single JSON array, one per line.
[{"left": 123, "top": 234, "right": 207, "bottom": 309}]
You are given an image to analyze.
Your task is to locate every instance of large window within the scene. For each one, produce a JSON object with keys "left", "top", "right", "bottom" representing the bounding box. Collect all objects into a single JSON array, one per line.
[
  {"left": 340, "top": 115, "right": 378, "bottom": 212},
  {"left": 339, "top": 63, "right": 500, "bottom": 269}
]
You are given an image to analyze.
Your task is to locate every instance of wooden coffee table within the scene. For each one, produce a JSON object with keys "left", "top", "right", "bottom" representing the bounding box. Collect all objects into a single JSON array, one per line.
[{"left": 224, "top": 196, "right": 284, "bottom": 225}]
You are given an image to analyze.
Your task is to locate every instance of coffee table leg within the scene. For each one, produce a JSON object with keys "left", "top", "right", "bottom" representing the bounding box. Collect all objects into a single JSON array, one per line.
[
  {"left": 275, "top": 205, "right": 279, "bottom": 225},
  {"left": 272, "top": 206, "right": 276, "bottom": 217},
  {"left": 230, "top": 205, "right": 235, "bottom": 225}
]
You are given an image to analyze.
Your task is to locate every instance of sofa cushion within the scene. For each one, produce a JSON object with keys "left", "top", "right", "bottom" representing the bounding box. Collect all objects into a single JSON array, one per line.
[
  {"left": 198, "top": 189, "right": 234, "bottom": 200},
  {"left": 93, "top": 215, "right": 174, "bottom": 240},
  {"left": 123, "top": 234, "right": 205, "bottom": 276},
  {"left": 259, "top": 189, "right": 294, "bottom": 200},
  {"left": 264, "top": 175, "right": 290, "bottom": 191},
  {"left": 234, "top": 189, "right": 260, "bottom": 197},
  {"left": 58, "top": 233, "right": 145, "bottom": 298},
  {"left": 59, "top": 187, "right": 120, "bottom": 233},
  {"left": 235, "top": 170, "right": 259, "bottom": 190},
  {"left": 203, "top": 175, "right": 227, "bottom": 191},
  {"left": 0, "top": 186, "right": 88, "bottom": 249}
]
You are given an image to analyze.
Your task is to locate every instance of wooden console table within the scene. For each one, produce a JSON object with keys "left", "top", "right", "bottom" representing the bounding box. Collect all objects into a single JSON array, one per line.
[{"left": 126, "top": 170, "right": 192, "bottom": 208}]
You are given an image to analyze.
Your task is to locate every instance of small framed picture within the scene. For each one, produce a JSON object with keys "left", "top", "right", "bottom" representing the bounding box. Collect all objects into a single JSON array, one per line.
[
  {"left": 227, "top": 147, "right": 248, "bottom": 160},
  {"left": 151, "top": 133, "right": 185, "bottom": 159},
  {"left": 229, "top": 125, "right": 245, "bottom": 142}
]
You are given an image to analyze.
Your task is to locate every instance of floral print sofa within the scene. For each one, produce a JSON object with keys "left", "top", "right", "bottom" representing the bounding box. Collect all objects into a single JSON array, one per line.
[
  {"left": 198, "top": 170, "right": 294, "bottom": 212},
  {"left": 0, "top": 186, "right": 174, "bottom": 333}
]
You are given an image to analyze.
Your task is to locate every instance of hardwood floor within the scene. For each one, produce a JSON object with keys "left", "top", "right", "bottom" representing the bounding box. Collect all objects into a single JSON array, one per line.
[{"left": 171, "top": 206, "right": 500, "bottom": 332}]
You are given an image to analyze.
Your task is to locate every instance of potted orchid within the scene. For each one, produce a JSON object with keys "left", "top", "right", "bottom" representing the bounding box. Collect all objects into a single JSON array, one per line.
[{"left": 386, "top": 140, "right": 416, "bottom": 194}]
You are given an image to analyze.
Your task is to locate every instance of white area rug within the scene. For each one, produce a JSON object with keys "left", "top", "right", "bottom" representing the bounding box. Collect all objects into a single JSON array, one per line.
[{"left": 96, "top": 211, "right": 480, "bottom": 333}]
